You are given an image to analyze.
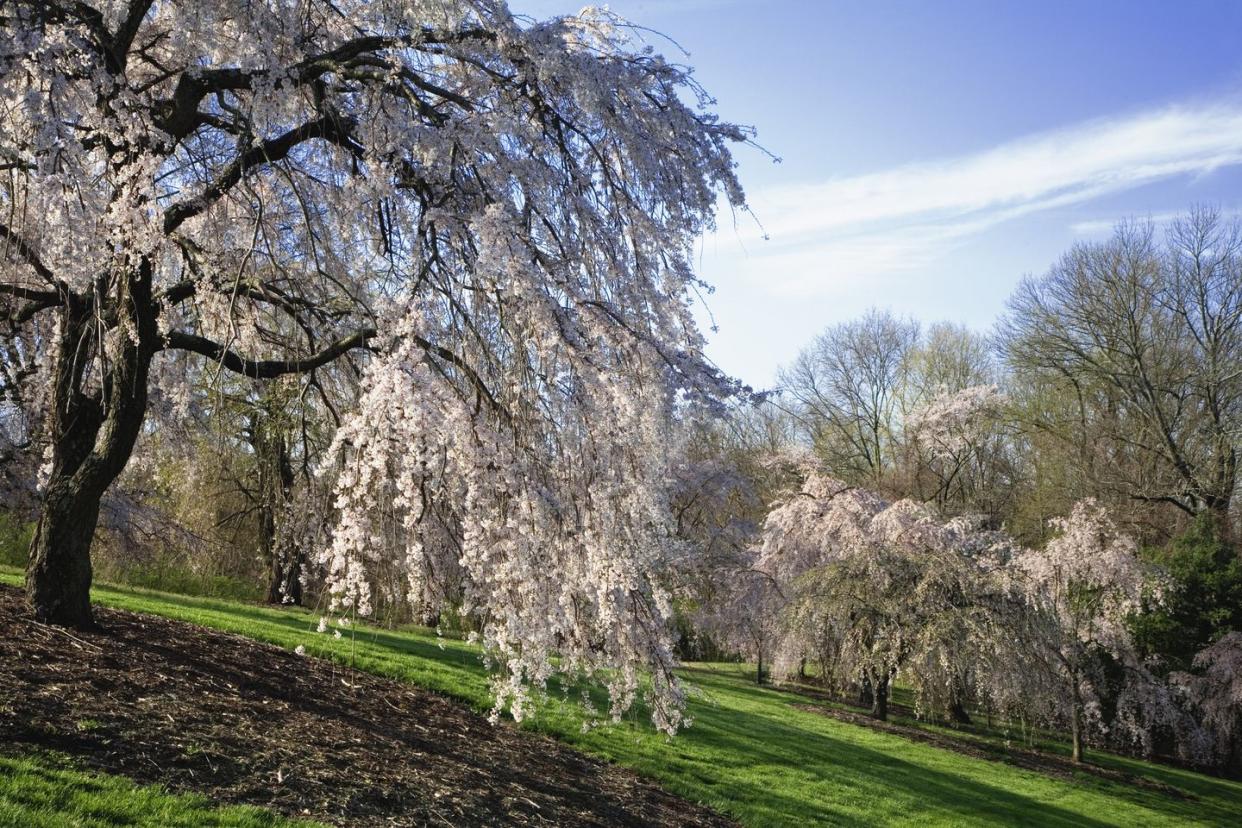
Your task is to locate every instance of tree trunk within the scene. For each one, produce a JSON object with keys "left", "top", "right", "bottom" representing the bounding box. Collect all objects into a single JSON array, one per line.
[
  {"left": 858, "top": 675, "right": 874, "bottom": 708},
  {"left": 1070, "top": 701, "right": 1084, "bottom": 764},
  {"left": 756, "top": 646, "right": 765, "bottom": 685},
  {"left": 267, "top": 539, "right": 304, "bottom": 605},
  {"left": 870, "top": 671, "right": 890, "bottom": 721},
  {"left": 26, "top": 483, "right": 101, "bottom": 628},
  {"left": 254, "top": 409, "right": 300, "bottom": 605},
  {"left": 25, "top": 266, "right": 157, "bottom": 628},
  {"left": 948, "top": 673, "right": 972, "bottom": 724},
  {"left": 1066, "top": 662, "right": 1088, "bottom": 763}
]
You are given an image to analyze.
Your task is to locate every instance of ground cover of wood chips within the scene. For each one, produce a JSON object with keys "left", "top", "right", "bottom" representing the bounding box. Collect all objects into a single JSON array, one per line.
[{"left": 0, "top": 585, "right": 732, "bottom": 827}]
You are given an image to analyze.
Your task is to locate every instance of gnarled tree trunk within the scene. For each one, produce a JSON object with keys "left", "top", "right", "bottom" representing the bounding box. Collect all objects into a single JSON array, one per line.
[
  {"left": 26, "top": 479, "right": 104, "bottom": 628},
  {"left": 25, "top": 266, "right": 157, "bottom": 628}
]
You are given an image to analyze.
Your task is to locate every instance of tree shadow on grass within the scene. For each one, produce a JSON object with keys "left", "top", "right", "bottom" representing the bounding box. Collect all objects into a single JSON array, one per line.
[
  {"left": 676, "top": 679, "right": 1237, "bottom": 826},
  {"left": 672, "top": 712, "right": 1086, "bottom": 825},
  {"left": 79, "top": 587, "right": 1241, "bottom": 826}
]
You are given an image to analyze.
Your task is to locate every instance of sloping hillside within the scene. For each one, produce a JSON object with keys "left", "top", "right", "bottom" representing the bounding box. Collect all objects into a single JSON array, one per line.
[
  {"left": 0, "top": 585, "right": 731, "bottom": 827},
  {"left": 2, "top": 570, "right": 1240, "bottom": 827}
]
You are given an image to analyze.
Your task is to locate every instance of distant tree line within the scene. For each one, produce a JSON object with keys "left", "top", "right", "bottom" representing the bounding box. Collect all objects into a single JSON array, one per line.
[{"left": 673, "top": 207, "right": 1242, "bottom": 774}]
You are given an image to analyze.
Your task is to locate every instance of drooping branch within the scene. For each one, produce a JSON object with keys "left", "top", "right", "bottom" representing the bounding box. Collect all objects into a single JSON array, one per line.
[
  {"left": 411, "top": 334, "right": 511, "bottom": 426},
  {"left": 0, "top": 220, "right": 58, "bottom": 285}
]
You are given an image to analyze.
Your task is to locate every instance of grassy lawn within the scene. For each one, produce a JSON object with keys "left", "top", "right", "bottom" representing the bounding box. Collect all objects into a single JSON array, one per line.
[
  {"left": 0, "top": 752, "right": 320, "bottom": 827},
  {"left": 2, "top": 566, "right": 1240, "bottom": 826}
]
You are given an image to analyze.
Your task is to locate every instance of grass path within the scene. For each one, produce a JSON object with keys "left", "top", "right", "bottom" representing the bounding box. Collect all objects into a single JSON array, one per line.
[
  {"left": 0, "top": 753, "right": 320, "bottom": 827},
  {"left": 2, "top": 567, "right": 1240, "bottom": 826}
]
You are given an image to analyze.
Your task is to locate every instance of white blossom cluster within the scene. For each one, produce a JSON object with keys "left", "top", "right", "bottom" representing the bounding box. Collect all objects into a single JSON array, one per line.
[
  {"left": 905, "top": 384, "right": 1006, "bottom": 460},
  {"left": 1015, "top": 498, "right": 1150, "bottom": 652}
]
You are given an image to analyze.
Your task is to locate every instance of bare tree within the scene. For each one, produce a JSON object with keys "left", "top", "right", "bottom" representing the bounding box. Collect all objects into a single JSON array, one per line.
[
  {"left": 904, "top": 321, "right": 997, "bottom": 406},
  {"left": 1000, "top": 208, "right": 1242, "bottom": 522},
  {"left": 780, "top": 309, "right": 919, "bottom": 489}
]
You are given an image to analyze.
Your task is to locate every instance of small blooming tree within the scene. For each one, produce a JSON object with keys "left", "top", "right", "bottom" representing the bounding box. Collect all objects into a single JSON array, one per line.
[
  {"left": 1013, "top": 499, "right": 1154, "bottom": 762},
  {"left": 755, "top": 467, "right": 1012, "bottom": 721},
  {"left": 698, "top": 563, "right": 782, "bottom": 685},
  {"left": 905, "top": 384, "right": 1010, "bottom": 515},
  {"left": 1171, "top": 633, "right": 1242, "bottom": 771},
  {"left": 0, "top": 0, "right": 751, "bottom": 731}
]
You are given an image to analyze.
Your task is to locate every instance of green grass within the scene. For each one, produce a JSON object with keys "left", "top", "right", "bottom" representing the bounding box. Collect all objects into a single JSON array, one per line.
[
  {"left": 2, "top": 565, "right": 1240, "bottom": 826},
  {"left": 0, "top": 513, "right": 33, "bottom": 569},
  {"left": 0, "top": 752, "right": 320, "bottom": 827}
]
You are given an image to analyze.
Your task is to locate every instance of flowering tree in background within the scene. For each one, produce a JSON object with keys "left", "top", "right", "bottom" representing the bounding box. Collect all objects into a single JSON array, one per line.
[
  {"left": 1171, "top": 633, "right": 1242, "bottom": 770},
  {"left": 0, "top": 0, "right": 751, "bottom": 731},
  {"left": 1014, "top": 499, "right": 1154, "bottom": 762},
  {"left": 670, "top": 405, "right": 798, "bottom": 673},
  {"left": 905, "top": 383, "right": 1009, "bottom": 516},
  {"left": 755, "top": 466, "right": 1013, "bottom": 721},
  {"left": 697, "top": 564, "right": 781, "bottom": 685}
]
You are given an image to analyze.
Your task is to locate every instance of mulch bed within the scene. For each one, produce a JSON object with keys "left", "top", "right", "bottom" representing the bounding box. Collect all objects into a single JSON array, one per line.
[
  {"left": 788, "top": 701, "right": 1194, "bottom": 800},
  {"left": 0, "top": 585, "right": 734, "bottom": 827}
]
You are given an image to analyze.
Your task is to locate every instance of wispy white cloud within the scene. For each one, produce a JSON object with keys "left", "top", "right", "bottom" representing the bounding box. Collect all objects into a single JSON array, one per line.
[
  {"left": 1068, "top": 208, "right": 1242, "bottom": 235},
  {"left": 734, "top": 101, "right": 1242, "bottom": 293}
]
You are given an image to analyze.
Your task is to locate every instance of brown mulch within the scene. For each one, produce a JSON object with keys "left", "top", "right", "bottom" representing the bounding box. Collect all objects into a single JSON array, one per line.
[
  {"left": 0, "top": 586, "right": 735, "bottom": 827},
  {"left": 788, "top": 702, "right": 1194, "bottom": 800}
]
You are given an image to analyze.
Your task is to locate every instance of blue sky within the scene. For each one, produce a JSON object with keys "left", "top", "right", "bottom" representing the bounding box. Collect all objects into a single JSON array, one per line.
[{"left": 514, "top": 0, "right": 1242, "bottom": 388}]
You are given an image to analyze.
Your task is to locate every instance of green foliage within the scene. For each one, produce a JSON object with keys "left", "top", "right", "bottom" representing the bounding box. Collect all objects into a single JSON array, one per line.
[
  {"left": 0, "top": 511, "right": 34, "bottom": 568},
  {"left": 0, "top": 751, "right": 318, "bottom": 827},
  {"left": 104, "top": 557, "right": 265, "bottom": 604},
  {"left": 4, "top": 566, "right": 1239, "bottom": 827},
  {"left": 1132, "top": 515, "right": 1242, "bottom": 671},
  {"left": 672, "top": 599, "right": 735, "bottom": 662}
]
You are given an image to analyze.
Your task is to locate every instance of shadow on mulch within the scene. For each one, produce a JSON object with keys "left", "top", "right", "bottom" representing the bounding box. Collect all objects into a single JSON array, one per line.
[{"left": 0, "top": 586, "right": 734, "bottom": 827}]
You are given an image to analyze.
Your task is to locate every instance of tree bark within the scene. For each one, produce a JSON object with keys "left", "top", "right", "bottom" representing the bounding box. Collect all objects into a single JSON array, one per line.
[
  {"left": 870, "top": 671, "right": 890, "bottom": 721},
  {"left": 254, "top": 409, "right": 300, "bottom": 605},
  {"left": 25, "top": 482, "right": 102, "bottom": 628},
  {"left": 858, "top": 674, "right": 874, "bottom": 708},
  {"left": 1070, "top": 670, "right": 1085, "bottom": 763},
  {"left": 25, "top": 266, "right": 158, "bottom": 628},
  {"left": 948, "top": 672, "right": 972, "bottom": 724},
  {"left": 1070, "top": 701, "right": 1084, "bottom": 764},
  {"left": 267, "top": 537, "right": 304, "bottom": 605}
]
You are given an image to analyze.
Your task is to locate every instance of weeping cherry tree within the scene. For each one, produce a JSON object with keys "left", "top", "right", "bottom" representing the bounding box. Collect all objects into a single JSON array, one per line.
[{"left": 0, "top": 0, "right": 750, "bottom": 731}]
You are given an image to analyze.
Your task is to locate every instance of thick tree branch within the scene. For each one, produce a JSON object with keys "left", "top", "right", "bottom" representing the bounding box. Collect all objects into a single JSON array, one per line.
[
  {"left": 163, "top": 115, "right": 361, "bottom": 233},
  {"left": 0, "top": 282, "right": 60, "bottom": 304},
  {"left": 164, "top": 328, "right": 376, "bottom": 379},
  {"left": 156, "top": 28, "right": 491, "bottom": 141}
]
